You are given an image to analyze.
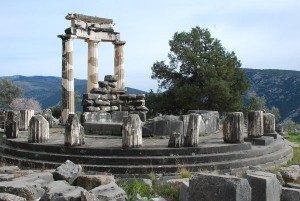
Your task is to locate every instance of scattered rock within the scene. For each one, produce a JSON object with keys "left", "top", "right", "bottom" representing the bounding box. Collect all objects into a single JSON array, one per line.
[
  {"left": 41, "top": 180, "right": 85, "bottom": 201},
  {"left": 90, "top": 182, "right": 128, "bottom": 201},
  {"left": 281, "top": 165, "right": 300, "bottom": 184},
  {"left": 179, "top": 181, "right": 189, "bottom": 201},
  {"left": 81, "top": 190, "right": 99, "bottom": 201},
  {"left": 53, "top": 160, "right": 82, "bottom": 184},
  {"left": 0, "top": 166, "right": 20, "bottom": 174},
  {"left": 281, "top": 187, "right": 300, "bottom": 201},
  {"left": 76, "top": 174, "right": 115, "bottom": 191},
  {"left": 0, "top": 193, "right": 26, "bottom": 201}
]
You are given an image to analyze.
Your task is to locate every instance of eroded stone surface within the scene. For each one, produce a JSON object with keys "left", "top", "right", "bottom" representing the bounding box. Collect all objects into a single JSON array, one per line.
[
  {"left": 248, "top": 111, "right": 263, "bottom": 138},
  {"left": 76, "top": 175, "right": 115, "bottom": 191},
  {"left": 5, "top": 110, "right": 19, "bottom": 139},
  {"left": 53, "top": 160, "right": 82, "bottom": 184},
  {"left": 281, "top": 187, "right": 300, "bottom": 201},
  {"left": 223, "top": 112, "right": 244, "bottom": 143},
  {"left": 90, "top": 182, "right": 128, "bottom": 201},
  {"left": 122, "top": 114, "right": 142, "bottom": 148},
  {"left": 0, "top": 193, "right": 26, "bottom": 201},
  {"left": 64, "top": 114, "right": 85, "bottom": 146},
  {"left": 184, "top": 114, "right": 203, "bottom": 147},
  {"left": 281, "top": 165, "right": 300, "bottom": 184},
  {"left": 28, "top": 115, "right": 49, "bottom": 143}
]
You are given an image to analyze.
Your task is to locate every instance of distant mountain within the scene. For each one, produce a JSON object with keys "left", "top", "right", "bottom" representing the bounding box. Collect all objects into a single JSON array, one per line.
[
  {"left": 3, "top": 75, "right": 147, "bottom": 111},
  {"left": 242, "top": 68, "right": 300, "bottom": 123},
  {"left": 3, "top": 69, "right": 300, "bottom": 123}
]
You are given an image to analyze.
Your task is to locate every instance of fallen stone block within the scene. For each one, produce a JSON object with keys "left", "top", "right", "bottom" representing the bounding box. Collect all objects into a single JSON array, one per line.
[
  {"left": 53, "top": 160, "right": 82, "bottom": 184},
  {"left": 90, "top": 182, "right": 128, "bottom": 201},
  {"left": 281, "top": 187, "right": 300, "bottom": 201},
  {"left": 41, "top": 180, "right": 85, "bottom": 201},
  {"left": 0, "top": 193, "right": 26, "bottom": 201},
  {"left": 81, "top": 191, "right": 99, "bottom": 201},
  {"left": 179, "top": 180, "right": 189, "bottom": 201},
  {"left": 13, "top": 171, "right": 54, "bottom": 187},
  {"left": 76, "top": 174, "right": 115, "bottom": 191},
  {"left": 0, "top": 180, "right": 45, "bottom": 200},
  {"left": 189, "top": 173, "right": 251, "bottom": 201},
  {"left": 280, "top": 165, "right": 300, "bottom": 184},
  {"left": 246, "top": 170, "right": 281, "bottom": 201}
]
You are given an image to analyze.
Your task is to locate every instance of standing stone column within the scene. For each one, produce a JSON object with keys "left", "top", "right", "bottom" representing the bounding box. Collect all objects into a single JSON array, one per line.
[
  {"left": 184, "top": 114, "right": 202, "bottom": 147},
  {"left": 28, "top": 115, "right": 49, "bottom": 143},
  {"left": 58, "top": 35, "right": 75, "bottom": 125},
  {"left": 223, "top": 112, "right": 244, "bottom": 143},
  {"left": 19, "top": 109, "right": 34, "bottom": 131},
  {"left": 87, "top": 40, "right": 99, "bottom": 92},
  {"left": 5, "top": 111, "right": 20, "bottom": 139},
  {"left": 248, "top": 111, "right": 263, "bottom": 138},
  {"left": 263, "top": 113, "right": 276, "bottom": 134},
  {"left": 65, "top": 114, "right": 85, "bottom": 146},
  {"left": 114, "top": 41, "right": 125, "bottom": 89},
  {"left": 122, "top": 114, "right": 142, "bottom": 148}
]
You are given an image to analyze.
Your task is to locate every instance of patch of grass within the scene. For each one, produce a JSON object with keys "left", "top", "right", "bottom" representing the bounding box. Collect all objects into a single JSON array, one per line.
[
  {"left": 286, "top": 147, "right": 300, "bottom": 166},
  {"left": 178, "top": 168, "right": 192, "bottom": 178},
  {"left": 120, "top": 178, "right": 156, "bottom": 201},
  {"left": 286, "top": 132, "right": 300, "bottom": 144},
  {"left": 153, "top": 182, "right": 180, "bottom": 201}
]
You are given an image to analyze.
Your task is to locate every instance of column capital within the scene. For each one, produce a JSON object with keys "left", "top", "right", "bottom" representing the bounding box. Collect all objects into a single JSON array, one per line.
[
  {"left": 113, "top": 40, "right": 126, "bottom": 46},
  {"left": 85, "top": 39, "right": 100, "bottom": 44},
  {"left": 58, "top": 35, "right": 76, "bottom": 40}
]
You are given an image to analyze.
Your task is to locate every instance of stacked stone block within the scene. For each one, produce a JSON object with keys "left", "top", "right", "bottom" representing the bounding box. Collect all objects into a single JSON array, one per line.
[{"left": 81, "top": 75, "right": 148, "bottom": 122}]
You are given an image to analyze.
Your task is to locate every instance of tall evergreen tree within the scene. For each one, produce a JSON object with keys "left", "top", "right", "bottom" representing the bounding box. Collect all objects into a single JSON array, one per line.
[{"left": 148, "top": 27, "right": 249, "bottom": 115}]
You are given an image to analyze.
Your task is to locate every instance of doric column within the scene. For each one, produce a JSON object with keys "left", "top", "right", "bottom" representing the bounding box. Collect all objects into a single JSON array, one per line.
[
  {"left": 114, "top": 41, "right": 125, "bottom": 88},
  {"left": 87, "top": 40, "right": 99, "bottom": 92},
  {"left": 58, "top": 35, "right": 75, "bottom": 125}
]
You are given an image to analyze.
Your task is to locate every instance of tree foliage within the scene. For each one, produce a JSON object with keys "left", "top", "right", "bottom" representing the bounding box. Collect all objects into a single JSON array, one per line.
[
  {"left": 9, "top": 97, "right": 42, "bottom": 113},
  {"left": 148, "top": 27, "right": 250, "bottom": 115},
  {"left": 0, "top": 78, "right": 23, "bottom": 108}
]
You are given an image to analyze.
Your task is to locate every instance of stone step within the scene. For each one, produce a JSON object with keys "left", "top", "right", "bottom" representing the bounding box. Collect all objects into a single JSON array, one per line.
[
  {"left": 0, "top": 144, "right": 292, "bottom": 174},
  {"left": 0, "top": 139, "right": 285, "bottom": 166},
  {"left": 1, "top": 138, "right": 253, "bottom": 156}
]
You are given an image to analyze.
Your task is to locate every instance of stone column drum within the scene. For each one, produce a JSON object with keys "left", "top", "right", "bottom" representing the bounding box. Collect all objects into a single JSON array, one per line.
[
  {"left": 263, "top": 113, "right": 276, "bottom": 134},
  {"left": 87, "top": 40, "right": 99, "bottom": 92},
  {"left": 19, "top": 109, "right": 34, "bottom": 131},
  {"left": 59, "top": 35, "right": 75, "bottom": 125},
  {"left": 5, "top": 111, "right": 20, "bottom": 139},
  {"left": 122, "top": 114, "right": 142, "bottom": 148},
  {"left": 184, "top": 114, "right": 202, "bottom": 147},
  {"left": 65, "top": 114, "right": 85, "bottom": 146},
  {"left": 248, "top": 111, "right": 263, "bottom": 138},
  {"left": 223, "top": 112, "right": 244, "bottom": 143},
  {"left": 114, "top": 41, "right": 125, "bottom": 89},
  {"left": 28, "top": 115, "right": 49, "bottom": 143}
]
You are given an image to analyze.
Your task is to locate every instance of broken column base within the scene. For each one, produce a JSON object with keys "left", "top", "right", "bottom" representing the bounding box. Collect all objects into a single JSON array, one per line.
[
  {"left": 263, "top": 133, "right": 280, "bottom": 139},
  {"left": 244, "top": 136, "right": 274, "bottom": 146}
]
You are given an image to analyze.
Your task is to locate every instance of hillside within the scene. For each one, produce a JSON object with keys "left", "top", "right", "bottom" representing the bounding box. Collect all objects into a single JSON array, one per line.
[
  {"left": 242, "top": 68, "right": 300, "bottom": 123},
  {"left": 4, "top": 75, "right": 146, "bottom": 111},
  {"left": 2, "top": 69, "right": 300, "bottom": 123}
]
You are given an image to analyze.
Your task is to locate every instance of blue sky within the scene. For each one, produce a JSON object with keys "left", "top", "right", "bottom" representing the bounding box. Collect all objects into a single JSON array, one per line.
[{"left": 0, "top": 0, "right": 299, "bottom": 91}]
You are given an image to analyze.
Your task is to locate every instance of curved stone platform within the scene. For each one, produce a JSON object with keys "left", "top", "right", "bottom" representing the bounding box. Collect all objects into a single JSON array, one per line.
[{"left": 0, "top": 131, "right": 293, "bottom": 174}]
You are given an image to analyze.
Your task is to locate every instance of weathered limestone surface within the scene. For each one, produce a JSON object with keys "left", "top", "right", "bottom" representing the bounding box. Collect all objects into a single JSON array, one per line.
[
  {"left": 179, "top": 181, "right": 189, "bottom": 201},
  {"left": 122, "top": 114, "right": 142, "bottom": 148},
  {"left": 41, "top": 180, "right": 85, "bottom": 201},
  {"left": 168, "top": 132, "right": 182, "bottom": 148},
  {"left": 184, "top": 114, "right": 203, "bottom": 147},
  {"left": 53, "top": 160, "right": 82, "bottom": 184},
  {"left": 189, "top": 173, "right": 251, "bottom": 201},
  {"left": 263, "top": 113, "right": 276, "bottom": 133},
  {"left": 19, "top": 109, "right": 34, "bottom": 131},
  {"left": 28, "top": 115, "right": 49, "bottom": 143},
  {"left": 114, "top": 41, "right": 125, "bottom": 88},
  {"left": 248, "top": 110, "right": 264, "bottom": 138},
  {"left": 187, "top": 110, "right": 220, "bottom": 133},
  {"left": 90, "top": 182, "right": 128, "bottom": 201},
  {"left": 76, "top": 175, "right": 115, "bottom": 191},
  {"left": 0, "top": 193, "right": 26, "bottom": 201},
  {"left": 246, "top": 170, "right": 281, "bottom": 201},
  {"left": 87, "top": 40, "right": 99, "bottom": 92},
  {"left": 65, "top": 114, "right": 85, "bottom": 146},
  {"left": 281, "top": 187, "right": 300, "bottom": 201},
  {"left": 81, "top": 191, "right": 99, "bottom": 201},
  {"left": 59, "top": 35, "right": 75, "bottom": 125},
  {"left": 223, "top": 112, "right": 244, "bottom": 143},
  {"left": 280, "top": 165, "right": 300, "bottom": 184},
  {"left": 4, "top": 111, "right": 20, "bottom": 139}
]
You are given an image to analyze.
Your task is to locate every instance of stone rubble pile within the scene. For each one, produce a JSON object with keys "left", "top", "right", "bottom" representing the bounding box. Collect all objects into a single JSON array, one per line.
[
  {"left": 0, "top": 161, "right": 299, "bottom": 201},
  {"left": 81, "top": 75, "right": 148, "bottom": 116}
]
